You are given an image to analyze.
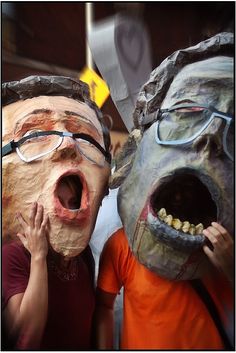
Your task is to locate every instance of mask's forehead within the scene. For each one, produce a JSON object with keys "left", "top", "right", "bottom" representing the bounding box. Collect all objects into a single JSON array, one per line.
[
  {"left": 162, "top": 56, "right": 233, "bottom": 113},
  {"left": 2, "top": 95, "right": 103, "bottom": 139}
]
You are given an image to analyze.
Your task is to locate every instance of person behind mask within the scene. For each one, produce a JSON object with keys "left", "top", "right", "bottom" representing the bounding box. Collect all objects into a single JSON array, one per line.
[
  {"left": 2, "top": 75, "right": 111, "bottom": 350},
  {"left": 94, "top": 32, "right": 234, "bottom": 350}
]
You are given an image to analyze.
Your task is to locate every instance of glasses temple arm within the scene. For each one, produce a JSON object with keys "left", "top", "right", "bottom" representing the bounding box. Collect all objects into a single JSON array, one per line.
[
  {"left": 222, "top": 121, "right": 233, "bottom": 161},
  {"left": 2, "top": 141, "right": 18, "bottom": 157},
  {"left": 76, "top": 133, "right": 111, "bottom": 162}
]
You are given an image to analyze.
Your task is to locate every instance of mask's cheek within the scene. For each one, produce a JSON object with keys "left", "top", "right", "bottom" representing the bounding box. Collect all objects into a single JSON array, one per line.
[
  {"left": 2, "top": 157, "right": 52, "bottom": 241},
  {"left": 85, "top": 164, "right": 110, "bottom": 216}
]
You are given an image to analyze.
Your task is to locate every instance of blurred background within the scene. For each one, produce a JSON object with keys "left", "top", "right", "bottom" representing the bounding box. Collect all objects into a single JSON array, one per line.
[{"left": 2, "top": 2, "right": 234, "bottom": 155}]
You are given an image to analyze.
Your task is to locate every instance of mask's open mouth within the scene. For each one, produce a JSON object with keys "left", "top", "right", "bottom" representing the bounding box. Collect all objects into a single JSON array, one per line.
[
  {"left": 57, "top": 175, "right": 82, "bottom": 211},
  {"left": 146, "top": 172, "right": 218, "bottom": 251},
  {"left": 54, "top": 171, "right": 89, "bottom": 224},
  {"left": 151, "top": 174, "right": 217, "bottom": 233}
]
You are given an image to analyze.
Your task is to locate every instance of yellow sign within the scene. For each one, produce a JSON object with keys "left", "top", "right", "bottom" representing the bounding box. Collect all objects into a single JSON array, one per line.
[{"left": 80, "top": 67, "right": 110, "bottom": 108}]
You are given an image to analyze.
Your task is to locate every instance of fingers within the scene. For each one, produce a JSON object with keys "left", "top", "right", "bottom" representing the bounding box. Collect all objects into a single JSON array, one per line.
[
  {"left": 16, "top": 232, "right": 27, "bottom": 248},
  {"left": 203, "top": 222, "right": 230, "bottom": 248},
  {"left": 211, "top": 222, "right": 232, "bottom": 242},
  {"left": 203, "top": 244, "right": 213, "bottom": 259},
  {"left": 29, "top": 202, "right": 37, "bottom": 228},
  {"left": 35, "top": 204, "right": 44, "bottom": 229},
  {"left": 203, "top": 244, "right": 219, "bottom": 270},
  {"left": 203, "top": 228, "right": 224, "bottom": 248},
  {"left": 16, "top": 212, "right": 28, "bottom": 232},
  {"left": 41, "top": 214, "right": 49, "bottom": 230},
  {"left": 16, "top": 203, "right": 49, "bottom": 232}
]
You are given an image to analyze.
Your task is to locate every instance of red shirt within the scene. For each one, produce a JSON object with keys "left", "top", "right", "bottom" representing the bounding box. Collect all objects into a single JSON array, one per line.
[{"left": 2, "top": 241, "right": 95, "bottom": 350}]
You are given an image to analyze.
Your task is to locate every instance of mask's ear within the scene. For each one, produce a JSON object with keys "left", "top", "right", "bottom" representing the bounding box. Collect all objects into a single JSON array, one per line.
[{"left": 109, "top": 129, "right": 142, "bottom": 189}]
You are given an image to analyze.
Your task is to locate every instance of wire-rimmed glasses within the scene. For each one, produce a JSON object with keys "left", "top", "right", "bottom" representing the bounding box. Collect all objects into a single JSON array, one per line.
[
  {"left": 154, "top": 103, "right": 233, "bottom": 161},
  {"left": 2, "top": 130, "right": 111, "bottom": 166}
]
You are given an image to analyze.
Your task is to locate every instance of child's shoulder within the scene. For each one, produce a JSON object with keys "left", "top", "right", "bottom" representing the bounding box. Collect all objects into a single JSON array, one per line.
[
  {"left": 109, "top": 227, "right": 127, "bottom": 244},
  {"left": 3, "top": 240, "right": 29, "bottom": 261},
  {"left": 105, "top": 227, "right": 132, "bottom": 257}
]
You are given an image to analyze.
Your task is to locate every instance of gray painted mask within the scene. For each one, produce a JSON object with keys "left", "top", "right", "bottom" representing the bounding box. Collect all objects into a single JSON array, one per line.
[{"left": 111, "top": 37, "right": 233, "bottom": 280}]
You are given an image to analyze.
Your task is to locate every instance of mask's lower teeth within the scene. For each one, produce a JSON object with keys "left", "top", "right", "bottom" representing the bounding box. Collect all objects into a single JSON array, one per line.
[{"left": 157, "top": 208, "right": 204, "bottom": 235}]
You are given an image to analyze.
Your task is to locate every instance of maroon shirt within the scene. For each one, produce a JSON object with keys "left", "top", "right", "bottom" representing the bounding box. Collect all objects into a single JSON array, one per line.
[{"left": 2, "top": 241, "right": 95, "bottom": 350}]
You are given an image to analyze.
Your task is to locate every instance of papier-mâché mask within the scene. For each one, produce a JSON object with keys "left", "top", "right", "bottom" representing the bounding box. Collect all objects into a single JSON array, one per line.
[
  {"left": 112, "top": 33, "right": 234, "bottom": 280},
  {"left": 2, "top": 77, "right": 111, "bottom": 258}
]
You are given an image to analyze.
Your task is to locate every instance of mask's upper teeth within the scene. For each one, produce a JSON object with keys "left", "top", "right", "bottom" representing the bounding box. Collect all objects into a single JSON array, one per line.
[{"left": 156, "top": 208, "right": 204, "bottom": 235}]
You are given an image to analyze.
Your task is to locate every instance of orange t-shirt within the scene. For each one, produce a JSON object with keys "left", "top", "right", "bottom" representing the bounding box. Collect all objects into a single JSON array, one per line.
[{"left": 97, "top": 228, "right": 224, "bottom": 350}]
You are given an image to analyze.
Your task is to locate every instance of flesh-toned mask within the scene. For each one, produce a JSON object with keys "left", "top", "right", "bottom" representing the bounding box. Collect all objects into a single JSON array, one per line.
[
  {"left": 117, "top": 55, "right": 234, "bottom": 280},
  {"left": 2, "top": 95, "right": 110, "bottom": 258}
]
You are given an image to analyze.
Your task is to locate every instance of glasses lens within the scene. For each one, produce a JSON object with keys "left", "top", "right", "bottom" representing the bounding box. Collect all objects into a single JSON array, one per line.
[
  {"left": 18, "top": 133, "right": 60, "bottom": 160},
  {"left": 76, "top": 139, "right": 105, "bottom": 166},
  {"left": 158, "top": 107, "right": 211, "bottom": 142}
]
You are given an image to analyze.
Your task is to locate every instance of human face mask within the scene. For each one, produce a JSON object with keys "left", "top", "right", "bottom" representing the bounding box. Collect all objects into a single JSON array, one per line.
[
  {"left": 118, "top": 56, "right": 234, "bottom": 280},
  {"left": 2, "top": 96, "right": 111, "bottom": 258}
]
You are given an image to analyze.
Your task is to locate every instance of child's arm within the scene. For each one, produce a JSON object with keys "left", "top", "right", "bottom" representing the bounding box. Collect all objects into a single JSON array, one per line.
[
  {"left": 94, "top": 287, "right": 117, "bottom": 349},
  {"left": 4, "top": 202, "right": 49, "bottom": 349}
]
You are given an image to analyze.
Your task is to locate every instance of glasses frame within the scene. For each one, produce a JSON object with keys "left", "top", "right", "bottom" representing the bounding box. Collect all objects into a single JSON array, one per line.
[
  {"left": 155, "top": 103, "right": 233, "bottom": 161},
  {"left": 2, "top": 130, "right": 111, "bottom": 164}
]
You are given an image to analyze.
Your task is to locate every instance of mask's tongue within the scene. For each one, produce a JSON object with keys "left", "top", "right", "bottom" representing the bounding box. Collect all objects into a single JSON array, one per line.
[{"left": 57, "top": 175, "right": 82, "bottom": 210}]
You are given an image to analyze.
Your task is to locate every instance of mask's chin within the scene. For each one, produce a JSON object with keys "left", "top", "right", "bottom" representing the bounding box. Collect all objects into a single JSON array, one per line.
[{"left": 145, "top": 171, "right": 218, "bottom": 252}]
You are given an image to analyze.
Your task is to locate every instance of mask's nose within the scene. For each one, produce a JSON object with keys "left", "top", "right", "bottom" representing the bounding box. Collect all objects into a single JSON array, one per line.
[
  {"left": 51, "top": 136, "right": 82, "bottom": 162},
  {"left": 193, "top": 133, "right": 223, "bottom": 159}
]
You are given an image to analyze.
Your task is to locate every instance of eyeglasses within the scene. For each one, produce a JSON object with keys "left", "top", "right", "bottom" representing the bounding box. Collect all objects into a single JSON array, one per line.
[
  {"left": 2, "top": 130, "right": 111, "bottom": 166},
  {"left": 154, "top": 103, "right": 234, "bottom": 161}
]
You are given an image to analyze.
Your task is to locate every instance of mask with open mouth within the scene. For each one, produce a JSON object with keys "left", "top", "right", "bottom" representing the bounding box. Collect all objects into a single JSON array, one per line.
[
  {"left": 2, "top": 78, "right": 111, "bottom": 259},
  {"left": 114, "top": 50, "right": 234, "bottom": 280}
]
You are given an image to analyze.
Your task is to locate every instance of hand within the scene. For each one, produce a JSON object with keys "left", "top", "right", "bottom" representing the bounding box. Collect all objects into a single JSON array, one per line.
[
  {"left": 16, "top": 202, "right": 49, "bottom": 260},
  {"left": 203, "top": 222, "right": 234, "bottom": 283}
]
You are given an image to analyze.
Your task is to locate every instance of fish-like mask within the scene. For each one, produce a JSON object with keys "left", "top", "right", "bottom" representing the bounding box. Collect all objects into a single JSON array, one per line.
[
  {"left": 2, "top": 76, "right": 111, "bottom": 258},
  {"left": 111, "top": 33, "right": 234, "bottom": 280}
]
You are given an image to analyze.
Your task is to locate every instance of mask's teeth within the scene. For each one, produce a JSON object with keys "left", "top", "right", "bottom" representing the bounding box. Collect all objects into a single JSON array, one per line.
[
  {"left": 182, "top": 221, "right": 190, "bottom": 233},
  {"left": 156, "top": 208, "right": 204, "bottom": 236},
  {"left": 189, "top": 224, "right": 196, "bottom": 235},
  {"left": 195, "top": 223, "right": 204, "bottom": 234},
  {"left": 172, "top": 218, "right": 182, "bottom": 230},
  {"left": 164, "top": 214, "right": 173, "bottom": 226},
  {"left": 158, "top": 208, "right": 167, "bottom": 220}
]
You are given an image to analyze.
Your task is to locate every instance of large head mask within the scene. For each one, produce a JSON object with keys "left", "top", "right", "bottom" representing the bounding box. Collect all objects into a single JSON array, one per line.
[
  {"left": 111, "top": 32, "right": 234, "bottom": 280},
  {"left": 2, "top": 76, "right": 111, "bottom": 258}
]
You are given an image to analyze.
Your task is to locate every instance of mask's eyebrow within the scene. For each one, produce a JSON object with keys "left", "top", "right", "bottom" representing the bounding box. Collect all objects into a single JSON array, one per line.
[
  {"left": 63, "top": 110, "right": 102, "bottom": 136},
  {"left": 14, "top": 109, "right": 52, "bottom": 133},
  {"left": 64, "top": 110, "right": 96, "bottom": 125}
]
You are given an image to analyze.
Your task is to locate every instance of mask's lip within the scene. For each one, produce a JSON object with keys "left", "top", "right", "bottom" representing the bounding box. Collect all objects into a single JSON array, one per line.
[
  {"left": 53, "top": 169, "right": 89, "bottom": 225},
  {"left": 139, "top": 168, "right": 219, "bottom": 252},
  {"left": 146, "top": 206, "right": 206, "bottom": 252}
]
